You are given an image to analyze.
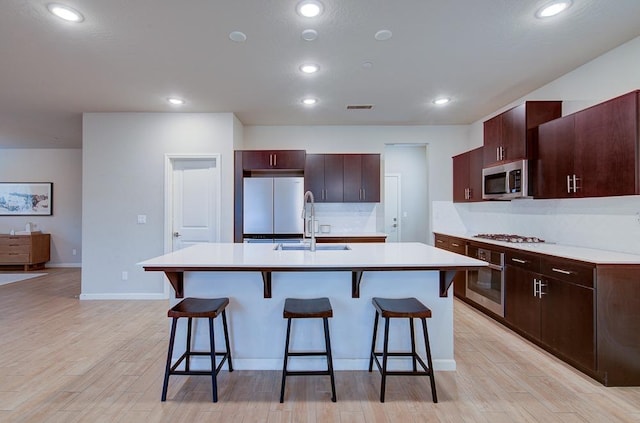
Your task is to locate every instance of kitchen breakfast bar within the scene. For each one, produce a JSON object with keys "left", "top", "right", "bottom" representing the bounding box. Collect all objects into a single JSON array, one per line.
[{"left": 140, "top": 242, "right": 486, "bottom": 371}]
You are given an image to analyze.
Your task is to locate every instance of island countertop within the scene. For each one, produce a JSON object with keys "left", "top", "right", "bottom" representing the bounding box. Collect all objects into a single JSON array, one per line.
[
  {"left": 140, "top": 242, "right": 486, "bottom": 299},
  {"left": 140, "top": 241, "right": 485, "bottom": 269}
]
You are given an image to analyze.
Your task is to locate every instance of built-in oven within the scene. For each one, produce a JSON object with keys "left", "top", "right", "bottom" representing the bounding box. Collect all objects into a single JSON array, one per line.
[{"left": 466, "top": 244, "right": 505, "bottom": 317}]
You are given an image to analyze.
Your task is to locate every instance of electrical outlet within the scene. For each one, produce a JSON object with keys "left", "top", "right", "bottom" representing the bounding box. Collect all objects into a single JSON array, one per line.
[
  {"left": 121, "top": 271, "right": 128, "bottom": 281},
  {"left": 137, "top": 214, "right": 147, "bottom": 224},
  {"left": 636, "top": 212, "right": 640, "bottom": 224},
  {"left": 72, "top": 249, "right": 77, "bottom": 256}
]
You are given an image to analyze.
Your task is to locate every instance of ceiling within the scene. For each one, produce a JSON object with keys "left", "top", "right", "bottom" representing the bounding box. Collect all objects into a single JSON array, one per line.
[{"left": 1, "top": 1, "right": 640, "bottom": 149}]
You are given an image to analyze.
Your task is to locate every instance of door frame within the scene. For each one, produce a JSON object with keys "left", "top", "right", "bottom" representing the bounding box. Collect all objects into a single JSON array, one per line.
[
  {"left": 164, "top": 154, "right": 221, "bottom": 296},
  {"left": 384, "top": 173, "right": 402, "bottom": 242}
]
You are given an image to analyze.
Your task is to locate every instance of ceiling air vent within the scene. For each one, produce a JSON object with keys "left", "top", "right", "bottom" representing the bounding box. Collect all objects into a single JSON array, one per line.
[{"left": 346, "top": 104, "right": 374, "bottom": 110}]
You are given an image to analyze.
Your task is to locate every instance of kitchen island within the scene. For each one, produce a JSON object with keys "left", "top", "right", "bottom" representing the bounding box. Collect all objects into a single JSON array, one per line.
[{"left": 140, "top": 242, "right": 485, "bottom": 371}]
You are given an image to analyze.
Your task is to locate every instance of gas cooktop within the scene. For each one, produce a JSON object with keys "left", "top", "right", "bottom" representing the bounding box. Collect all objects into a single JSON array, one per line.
[{"left": 474, "top": 233, "right": 545, "bottom": 243}]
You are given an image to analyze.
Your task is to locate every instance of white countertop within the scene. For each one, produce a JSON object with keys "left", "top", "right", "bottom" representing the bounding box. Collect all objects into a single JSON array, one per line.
[
  {"left": 315, "top": 232, "right": 387, "bottom": 238},
  {"left": 139, "top": 242, "right": 486, "bottom": 270},
  {"left": 435, "top": 232, "right": 640, "bottom": 265}
]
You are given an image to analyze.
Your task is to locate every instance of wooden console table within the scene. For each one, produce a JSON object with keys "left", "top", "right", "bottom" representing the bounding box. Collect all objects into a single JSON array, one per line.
[{"left": 0, "top": 233, "right": 51, "bottom": 270}]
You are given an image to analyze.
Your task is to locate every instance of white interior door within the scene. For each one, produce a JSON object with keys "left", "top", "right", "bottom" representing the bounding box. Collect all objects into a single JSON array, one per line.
[
  {"left": 169, "top": 157, "right": 220, "bottom": 251},
  {"left": 384, "top": 174, "right": 401, "bottom": 242}
]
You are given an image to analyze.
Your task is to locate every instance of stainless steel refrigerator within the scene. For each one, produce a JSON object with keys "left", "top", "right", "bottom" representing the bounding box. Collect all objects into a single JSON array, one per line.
[{"left": 243, "top": 177, "right": 304, "bottom": 241}]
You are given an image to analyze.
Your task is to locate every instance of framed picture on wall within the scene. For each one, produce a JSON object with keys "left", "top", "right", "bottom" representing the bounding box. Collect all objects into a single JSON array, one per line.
[{"left": 0, "top": 182, "right": 53, "bottom": 216}]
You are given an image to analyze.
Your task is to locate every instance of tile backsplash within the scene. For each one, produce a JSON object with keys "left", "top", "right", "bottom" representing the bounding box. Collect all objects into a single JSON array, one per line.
[
  {"left": 311, "top": 203, "right": 380, "bottom": 234},
  {"left": 432, "top": 196, "right": 640, "bottom": 255}
]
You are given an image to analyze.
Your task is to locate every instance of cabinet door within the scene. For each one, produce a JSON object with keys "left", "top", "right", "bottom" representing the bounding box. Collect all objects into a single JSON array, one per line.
[
  {"left": 304, "top": 154, "right": 326, "bottom": 201},
  {"left": 343, "top": 155, "right": 363, "bottom": 202},
  {"left": 324, "top": 155, "right": 344, "bottom": 202},
  {"left": 575, "top": 91, "right": 638, "bottom": 197},
  {"left": 540, "top": 278, "right": 595, "bottom": 371},
  {"left": 272, "top": 150, "right": 306, "bottom": 169},
  {"left": 536, "top": 115, "right": 576, "bottom": 199},
  {"left": 452, "top": 152, "right": 470, "bottom": 202},
  {"left": 483, "top": 114, "right": 503, "bottom": 165},
  {"left": 501, "top": 104, "right": 526, "bottom": 161},
  {"left": 468, "top": 147, "right": 484, "bottom": 201},
  {"left": 242, "top": 151, "right": 272, "bottom": 169},
  {"left": 360, "top": 154, "right": 380, "bottom": 202},
  {"left": 505, "top": 266, "right": 541, "bottom": 339}
]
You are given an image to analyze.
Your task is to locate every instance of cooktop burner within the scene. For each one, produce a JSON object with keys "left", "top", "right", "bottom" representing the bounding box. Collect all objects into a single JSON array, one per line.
[{"left": 474, "top": 233, "right": 545, "bottom": 243}]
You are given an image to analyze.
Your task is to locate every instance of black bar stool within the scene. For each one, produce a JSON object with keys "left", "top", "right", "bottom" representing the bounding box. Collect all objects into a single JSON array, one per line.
[
  {"left": 279, "top": 297, "right": 337, "bottom": 403},
  {"left": 161, "top": 297, "right": 233, "bottom": 402},
  {"left": 368, "top": 297, "right": 437, "bottom": 403}
]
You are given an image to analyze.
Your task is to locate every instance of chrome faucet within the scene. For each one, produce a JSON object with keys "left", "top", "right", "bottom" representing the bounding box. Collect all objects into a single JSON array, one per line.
[{"left": 302, "top": 190, "right": 316, "bottom": 251}]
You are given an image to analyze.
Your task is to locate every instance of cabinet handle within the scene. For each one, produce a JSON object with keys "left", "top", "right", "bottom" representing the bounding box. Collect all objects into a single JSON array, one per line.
[
  {"left": 269, "top": 154, "right": 273, "bottom": 167},
  {"left": 496, "top": 147, "right": 500, "bottom": 162},
  {"left": 567, "top": 175, "right": 572, "bottom": 193},
  {"left": 533, "top": 278, "right": 539, "bottom": 297},
  {"left": 436, "top": 239, "right": 444, "bottom": 244},
  {"left": 511, "top": 258, "right": 527, "bottom": 264},
  {"left": 362, "top": 188, "right": 366, "bottom": 200},
  {"left": 451, "top": 243, "right": 460, "bottom": 247},
  {"left": 573, "top": 175, "right": 580, "bottom": 192},
  {"left": 538, "top": 281, "right": 547, "bottom": 298},
  {"left": 552, "top": 267, "right": 573, "bottom": 275},
  {"left": 468, "top": 188, "right": 472, "bottom": 199}
]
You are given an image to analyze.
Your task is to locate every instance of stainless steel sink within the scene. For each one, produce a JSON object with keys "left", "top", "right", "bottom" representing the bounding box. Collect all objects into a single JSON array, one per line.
[{"left": 274, "top": 243, "right": 351, "bottom": 251}]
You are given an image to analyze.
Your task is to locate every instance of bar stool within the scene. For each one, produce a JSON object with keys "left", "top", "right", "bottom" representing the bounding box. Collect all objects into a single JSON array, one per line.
[
  {"left": 279, "top": 297, "right": 337, "bottom": 403},
  {"left": 161, "top": 297, "right": 233, "bottom": 402},
  {"left": 368, "top": 297, "right": 437, "bottom": 403}
]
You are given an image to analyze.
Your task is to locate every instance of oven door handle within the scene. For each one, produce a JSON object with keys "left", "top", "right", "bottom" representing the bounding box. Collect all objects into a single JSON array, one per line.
[{"left": 485, "top": 263, "right": 504, "bottom": 272}]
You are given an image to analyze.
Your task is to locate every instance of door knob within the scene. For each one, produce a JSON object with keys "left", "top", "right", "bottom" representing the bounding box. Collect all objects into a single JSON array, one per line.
[{"left": 173, "top": 232, "right": 182, "bottom": 238}]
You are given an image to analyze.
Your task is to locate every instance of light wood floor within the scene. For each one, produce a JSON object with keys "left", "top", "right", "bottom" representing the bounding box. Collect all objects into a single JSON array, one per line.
[{"left": 1, "top": 268, "right": 639, "bottom": 422}]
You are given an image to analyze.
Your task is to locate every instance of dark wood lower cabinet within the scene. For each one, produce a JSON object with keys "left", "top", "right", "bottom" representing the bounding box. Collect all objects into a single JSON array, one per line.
[
  {"left": 505, "top": 266, "right": 541, "bottom": 339},
  {"left": 540, "top": 277, "right": 595, "bottom": 372},
  {"left": 434, "top": 233, "right": 467, "bottom": 299}
]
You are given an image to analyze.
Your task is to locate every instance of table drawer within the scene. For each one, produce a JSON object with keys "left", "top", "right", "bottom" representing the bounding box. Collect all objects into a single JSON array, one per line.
[{"left": 506, "top": 250, "right": 540, "bottom": 272}]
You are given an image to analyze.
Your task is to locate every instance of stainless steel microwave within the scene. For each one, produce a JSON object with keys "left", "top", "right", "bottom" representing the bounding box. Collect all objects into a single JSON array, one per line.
[{"left": 482, "top": 159, "right": 530, "bottom": 200}]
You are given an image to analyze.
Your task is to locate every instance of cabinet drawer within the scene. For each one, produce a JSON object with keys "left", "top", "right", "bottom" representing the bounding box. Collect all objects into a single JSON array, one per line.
[
  {"left": 448, "top": 238, "right": 466, "bottom": 255},
  {"left": 505, "top": 250, "right": 540, "bottom": 272},
  {"left": 434, "top": 235, "right": 448, "bottom": 249},
  {"left": 0, "top": 245, "right": 30, "bottom": 254},
  {"left": 0, "top": 253, "right": 30, "bottom": 263},
  {"left": 540, "top": 257, "right": 594, "bottom": 288},
  {"left": 0, "top": 236, "right": 31, "bottom": 246}
]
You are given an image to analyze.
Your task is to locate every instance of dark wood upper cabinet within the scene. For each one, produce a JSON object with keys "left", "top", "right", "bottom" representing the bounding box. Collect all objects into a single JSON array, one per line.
[
  {"left": 574, "top": 90, "right": 639, "bottom": 197},
  {"left": 536, "top": 90, "right": 639, "bottom": 199},
  {"left": 453, "top": 147, "right": 483, "bottom": 202},
  {"left": 306, "top": 154, "right": 380, "bottom": 203},
  {"left": 483, "top": 101, "right": 562, "bottom": 166},
  {"left": 535, "top": 114, "right": 576, "bottom": 198},
  {"left": 242, "top": 150, "right": 305, "bottom": 170},
  {"left": 343, "top": 154, "right": 380, "bottom": 202},
  {"left": 304, "top": 154, "right": 344, "bottom": 202}
]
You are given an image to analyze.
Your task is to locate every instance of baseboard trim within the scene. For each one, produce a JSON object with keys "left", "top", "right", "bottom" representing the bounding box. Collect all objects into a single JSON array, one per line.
[
  {"left": 79, "top": 293, "right": 167, "bottom": 300},
  {"left": 47, "top": 263, "right": 82, "bottom": 268}
]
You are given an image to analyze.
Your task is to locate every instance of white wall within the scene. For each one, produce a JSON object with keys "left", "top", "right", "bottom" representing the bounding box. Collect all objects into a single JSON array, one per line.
[
  {"left": 243, "top": 125, "right": 470, "bottom": 239},
  {"left": 0, "top": 148, "right": 82, "bottom": 266},
  {"left": 81, "top": 113, "right": 237, "bottom": 299},
  {"left": 435, "top": 35, "right": 640, "bottom": 255}
]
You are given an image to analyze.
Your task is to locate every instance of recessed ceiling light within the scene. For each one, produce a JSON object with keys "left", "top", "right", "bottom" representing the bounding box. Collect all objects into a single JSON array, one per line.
[
  {"left": 301, "top": 29, "right": 318, "bottom": 41},
  {"left": 374, "top": 29, "right": 393, "bottom": 41},
  {"left": 229, "top": 31, "right": 247, "bottom": 42},
  {"left": 47, "top": 3, "right": 84, "bottom": 22},
  {"left": 300, "top": 64, "right": 320, "bottom": 74},
  {"left": 297, "top": 1, "right": 323, "bottom": 18},
  {"left": 535, "top": 0, "right": 572, "bottom": 18},
  {"left": 302, "top": 98, "right": 318, "bottom": 106},
  {"left": 167, "top": 97, "right": 186, "bottom": 106},
  {"left": 433, "top": 97, "right": 451, "bottom": 105}
]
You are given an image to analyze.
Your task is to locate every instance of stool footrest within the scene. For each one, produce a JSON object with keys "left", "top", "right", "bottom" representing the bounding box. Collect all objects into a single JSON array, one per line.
[
  {"left": 287, "top": 351, "right": 329, "bottom": 357},
  {"left": 170, "top": 351, "right": 231, "bottom": 374},
  {"left": 371, "top": 352, "right": 430, "bottom": 374}
]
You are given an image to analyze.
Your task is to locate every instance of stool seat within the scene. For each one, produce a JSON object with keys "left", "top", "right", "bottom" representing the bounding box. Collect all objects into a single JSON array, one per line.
[
  {"left": 161, "top": 297, "right": 233, "bottom": 403},
  {"left": 372, "top": 297, "right": 432, "bottom": 318},
  {"left": 283, "top": 297, "right": 333, "bottom": 319},
  {"left": 168, "top": 297, "right": 229, "bottom": 318}
]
